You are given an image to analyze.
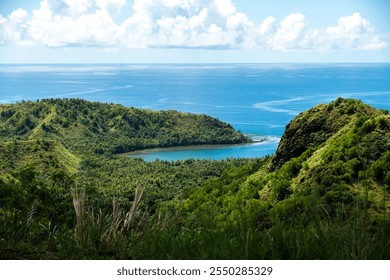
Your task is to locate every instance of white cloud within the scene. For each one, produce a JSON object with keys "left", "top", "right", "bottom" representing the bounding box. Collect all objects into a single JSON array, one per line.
[
  {"left": 213, "top": 0, "right": 236, "bottom": 17},
  {"left": 9, "top": 8, "right": 29, "bottom": 22},
  {"left": 118, "top": 0, "right": 242, "bottom": 48},
  {"left": 325, "top": 12, "right": 387, "bottom": 50},
  {"left": 0, "top": 0, "right": 387, "bottom": 52},
  {"left": 259, "top": 16, "right": 276, "bottom": 37},
  {"left": 0, "top": 8, "right": 30, "bottom": 45},
  {"left": 272, "top": 13, "right": 307, "bottom": 51},
  {"left": 26, "top": 0, "right": 119, "bottom": 47}
]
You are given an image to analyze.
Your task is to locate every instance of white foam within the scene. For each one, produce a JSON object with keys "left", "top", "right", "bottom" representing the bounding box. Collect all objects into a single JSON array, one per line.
[
  {"left": 57, "top": 85, "right": 133, "bottom": 97},
  {"left": 253, "top": 97, "right": 303, "bottom": 115},
  {"left": 247, "top": 134, "right": 281, "bottom": 144}
]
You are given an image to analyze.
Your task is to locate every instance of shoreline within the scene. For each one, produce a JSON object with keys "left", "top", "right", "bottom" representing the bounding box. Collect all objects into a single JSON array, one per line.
[
  {"left": 124, "top": 142, "right": 254, "bottom": 156},
  {"left": 123, "top": 135, "right": 278, "bottom": 159}
]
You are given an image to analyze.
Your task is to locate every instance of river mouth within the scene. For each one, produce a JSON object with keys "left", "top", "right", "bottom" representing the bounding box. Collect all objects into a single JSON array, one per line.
[{"left": 126, "top": 136, "right": 280, "bottom": 162}]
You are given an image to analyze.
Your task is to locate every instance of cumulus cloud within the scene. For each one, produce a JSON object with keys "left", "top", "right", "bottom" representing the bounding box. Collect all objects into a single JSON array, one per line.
[
  {"left": 325, "top": 12, "right": 387, "bottom": 50},
  {"left": 27, "top": 1, "right": 119, "bottom": 47},
  {"left": 0, "top": 8, "right": 30, "bottom": 45},
  {"left": 0, "top": 0, "right": 387, "bottom": 51},
  {"left": 272, "top": 13, "right": 307, "bottom": 51},
  {"left": 118, "top": 0, "right": 243, "bottom": 48}
]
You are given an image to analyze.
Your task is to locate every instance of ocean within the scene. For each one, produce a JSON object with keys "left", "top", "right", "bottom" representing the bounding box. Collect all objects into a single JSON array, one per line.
[{"left": 1, "top": 63, "right": 389, "bottom": 161}]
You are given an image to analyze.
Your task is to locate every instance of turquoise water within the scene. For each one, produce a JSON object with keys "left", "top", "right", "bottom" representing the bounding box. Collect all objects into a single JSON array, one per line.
[
  {"left": 1, "top": 64, "right": 389, "bottom": 161},
  {"left": 127, "top": 139, "right": 279, "bottom": 161}
]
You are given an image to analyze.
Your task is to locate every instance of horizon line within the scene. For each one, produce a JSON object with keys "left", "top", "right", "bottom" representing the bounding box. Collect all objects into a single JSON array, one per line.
[{"left": 1, "top": 62, "right": 390, "bottom": 65}]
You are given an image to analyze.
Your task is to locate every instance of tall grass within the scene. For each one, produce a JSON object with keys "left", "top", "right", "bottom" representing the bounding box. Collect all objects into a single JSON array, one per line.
[
  {"left": 2, "top": 184, "right": 389, "bottom": 259},
  {"left": 126, "top": 189, "right": 390, "bottom": 260},
  {"left": 70, "top": 186, "right": 145, "bottom": 258}
]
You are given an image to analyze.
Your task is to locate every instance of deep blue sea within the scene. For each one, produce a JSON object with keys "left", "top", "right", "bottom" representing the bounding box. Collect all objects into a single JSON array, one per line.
[{"left": 1, "top": 64, "right": 389, "bottom": 161}]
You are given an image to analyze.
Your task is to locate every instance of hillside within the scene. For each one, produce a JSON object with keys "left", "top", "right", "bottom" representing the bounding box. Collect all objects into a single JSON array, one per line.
[
  {"left": 1, "top": 97, "right": 389, "bottom": 259},
  {"left": 0, "top": 99, "right": 248, "bottom": 155},
  {"left": 173, "top": 98, "right": 390, "bottom": 258},
  {"left": 181, "top": 98, "right": 390, "bottom": 218},
  {"left": 269, "top": 98, "right": 383, "bottom": 170},
  {"left": 0, "top": 140, "right": 80, "bottom": 175},
  {"left": 0, "top": 98, "right": 253, "bottom": 259}
]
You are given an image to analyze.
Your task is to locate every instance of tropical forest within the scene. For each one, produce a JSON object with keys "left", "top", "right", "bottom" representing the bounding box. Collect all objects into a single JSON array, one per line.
[{"left": 0, "top": 97, "right": 389, "bottom": 259}]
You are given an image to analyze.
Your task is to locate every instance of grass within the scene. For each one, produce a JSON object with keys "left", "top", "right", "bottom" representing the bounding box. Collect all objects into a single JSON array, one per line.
[
  {"left": 69, "top": 186, "right": 145, "bottom": 258},
  {"left": 1, "top": 188, "right": 389, "bottom": 259}
]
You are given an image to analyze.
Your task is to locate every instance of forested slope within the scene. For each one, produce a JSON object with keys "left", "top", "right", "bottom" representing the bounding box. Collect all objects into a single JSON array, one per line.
[
  {"left": 167, "top": 98, "right": 390, "bottom": 259},
  {"left": 0, "top": 99, "right": 248, "bottom": 155},
  {"left": 0, "top": 98, "right": 253, "bottom": 259},
  {"left": 1, "top": 98, "right": 389, "bottom": 259}
]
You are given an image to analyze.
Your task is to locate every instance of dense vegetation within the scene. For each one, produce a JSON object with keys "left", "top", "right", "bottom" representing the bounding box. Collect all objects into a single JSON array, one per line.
[
  {"left": 0, "top": 98, "right": 247, "bottom": 155},
  {"left": 1, "top": 98, "right": 389, "bottom": 259}
]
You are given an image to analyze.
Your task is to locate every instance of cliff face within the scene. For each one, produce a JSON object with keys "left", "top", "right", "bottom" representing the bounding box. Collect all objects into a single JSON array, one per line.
[{"left": 269, "top": 98, "right": 383, "bottom": 171}]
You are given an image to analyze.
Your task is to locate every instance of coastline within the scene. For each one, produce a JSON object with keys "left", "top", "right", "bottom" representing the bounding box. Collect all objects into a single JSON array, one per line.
[{"left": 124, "top": 135, "right": 279, "bottom": 161}]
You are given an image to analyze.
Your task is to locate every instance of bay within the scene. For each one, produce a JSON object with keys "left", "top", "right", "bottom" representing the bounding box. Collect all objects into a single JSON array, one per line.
[
  {"left": 126, "top": 138, "right": 279, "bottom": 161},
  {"left": 1, "top": 63, "right": 389, "bottom": 161}
]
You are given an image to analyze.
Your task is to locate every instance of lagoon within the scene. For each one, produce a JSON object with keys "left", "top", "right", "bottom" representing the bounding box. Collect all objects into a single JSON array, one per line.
[{"left": 127, "top": 137, "right": 279, "bottom": 161}]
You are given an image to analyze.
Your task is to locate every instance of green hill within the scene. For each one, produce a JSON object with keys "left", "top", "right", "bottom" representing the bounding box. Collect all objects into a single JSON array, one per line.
[
  {"left": 269, "top": 98, "right": 383, "bottom": 170},
  {"left": 0, "top": 98, "right": 251, "bottom": 259},
  {"left": 0, "top": 98, "right": 248, "bottom": 155},
  {"left": 181, "top": 98, "right": 390, "bottom": 220},
  {"left": 172, "top": 98, "right": 390, "bottom": 259},
  {"left": 0, "top": 140, "right": 80, "bottom": 175}
]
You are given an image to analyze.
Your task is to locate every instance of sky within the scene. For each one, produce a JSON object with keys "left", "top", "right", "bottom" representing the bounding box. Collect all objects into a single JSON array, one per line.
[{"left": 0, "top": 0, "right": 389, "bottom": 63}]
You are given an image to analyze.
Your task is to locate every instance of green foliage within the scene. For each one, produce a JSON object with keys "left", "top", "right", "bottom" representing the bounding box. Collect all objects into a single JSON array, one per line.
[
  {"left": 0, "top": 99, "right": 248, "bottom": 156},
  {"left": 270, "top": 98, "right": 382, "bottom": 170},
  {"left": 1, "top": 98, "right": 390, "bottom": 259}
]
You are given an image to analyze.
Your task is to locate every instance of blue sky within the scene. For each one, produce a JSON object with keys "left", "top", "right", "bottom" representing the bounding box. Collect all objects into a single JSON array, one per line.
[{"left": 0, "top": 0, "right": 389, "bottom": 63}]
